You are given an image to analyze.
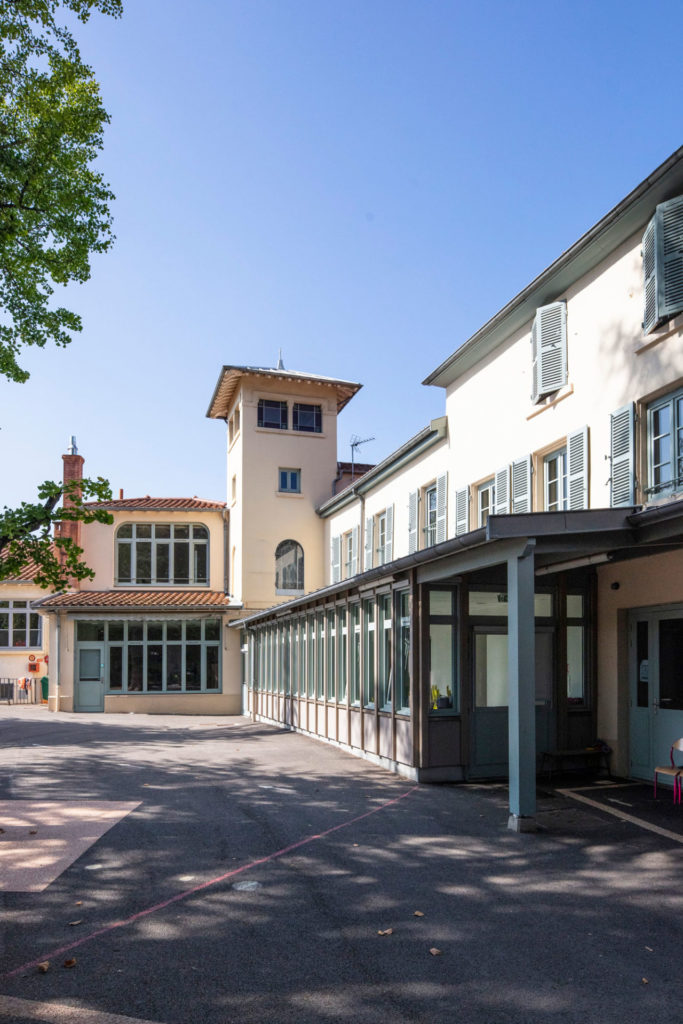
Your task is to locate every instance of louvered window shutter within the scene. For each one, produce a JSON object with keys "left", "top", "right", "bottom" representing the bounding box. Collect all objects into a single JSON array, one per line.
[
  {"left": 494, "top": 466, "right": 510, "bottom": 515},
  {"left": 384, "top": 505, "right": 394, "bottom": 563},
  {"left": 364, "top": 516, "right": 374, "bottom": 571},
  {"left": 455, "top": 487, "right": 469, "bottom": 536},
  {"left": 659, "top": 196, "right": 683, "bottom": 322},
  {"left": 567, "top": 426, "right": 589, "bottom": 510},
  {"left": 408, "top": 490, "right": 419, "bottom": 553},
  {"left": 331, "top": 535, "right": 341, "bottom": 583},
  {"left": 610, "top": 404, "right": 635, "bottom": 507},
  {"left": 531, "top": 302, "right": 567, "bottom": 402},
  {"left": 351, "top": 526, "right": 359, "bottom": 576},
  {"left": 436, "top": 474, "right": 447, "bottom": 543},
  {"left": 642, "top": 216, "right": 657, "bottom": 333},
  {"left": 644, "top": 196, "right": 683, "bottom": 333},
  {"left": 511, "top": 456, "right": 532, "bottom": 513}
]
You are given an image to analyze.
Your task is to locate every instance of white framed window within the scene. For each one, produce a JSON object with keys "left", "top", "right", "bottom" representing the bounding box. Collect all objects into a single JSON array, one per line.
[
  {"left": 278, "top": 468, "right": 301, "bottom": 493},
  {"left": 376, "top": 511, "right": 387, "bottom": 565},
  {"left": 424, "top": 485, "right": 437, "bottom": 547},
  {"left": 116, "top": 523, "right": 209, "bottom": 586},
  {"left": 478, "top": 479, "right": 495, "bottom": 527},
  {"left": 544, "top": 449, "right": 568, "bottom": 511},
  {"left": 343, "top": 531, "right": 354, "bottom": 579},
  {"left": 647, "top": 388, "right": 683, "bottom": 499},
  {"left": 0, "top": 600, "right": 42, "bottom": 648}
]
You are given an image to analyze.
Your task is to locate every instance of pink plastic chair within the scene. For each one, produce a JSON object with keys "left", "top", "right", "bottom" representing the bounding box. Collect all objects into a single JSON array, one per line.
[{"left": 654, "top": 739, "right": 683, "bottom": 802}]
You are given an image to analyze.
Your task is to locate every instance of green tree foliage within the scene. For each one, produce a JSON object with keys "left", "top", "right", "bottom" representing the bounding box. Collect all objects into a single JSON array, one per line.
[
  {"left": 0, "top": 0, "right": 122, "bottom": 382},
  {"left": 0, "top": 3, "right": 121, "bottom": 588},
  {"left": 0, "top": 476, "right": 114, "bottom": 589}
]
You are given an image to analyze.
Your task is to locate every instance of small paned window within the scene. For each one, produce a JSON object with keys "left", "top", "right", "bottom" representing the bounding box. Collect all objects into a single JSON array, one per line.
[
  {"left": 647, "top": 389, "right": 683, "bottom": 499},
  {"left": 376, "top": 512, "right": 387, "bottom": 565},
  {"left": 424, "top": 486, "right": 437, "bottom": 547},
  {"left": 275, "top": 539, "right": 304, "bottom": 593},
  {"left": 292, "top": 403, "right": 322, "bottom": 433},
  {"left": 343, "top": 532, "right": 354, "bottom": 579},
  {"left": 0, "top": 600, "right": 42, "bottom": 649},
  {"left": 278, "top": 468, "right": 301, "bottom": 493},
  {"left": 116, "top": 523, "right": 209, "bottom": 586},
  {"left": 544, "top": 449, "right": 568, "bottom": 511},
  {"left": 258, "top": 399, "right": 288, "bottom": 430},
  {"left": 478, "top": 480, "right": 495, "bottom": 527}
]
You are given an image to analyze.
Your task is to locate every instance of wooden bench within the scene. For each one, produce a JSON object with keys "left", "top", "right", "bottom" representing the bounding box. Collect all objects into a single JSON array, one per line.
[{"left": 540, "top": 747, "right": 611, "bottom": 781}]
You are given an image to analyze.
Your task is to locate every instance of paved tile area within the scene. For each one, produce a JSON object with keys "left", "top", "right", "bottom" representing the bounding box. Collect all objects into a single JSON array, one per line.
[{"left": 0, "top": 801, "right": 140, "bottom": 892}]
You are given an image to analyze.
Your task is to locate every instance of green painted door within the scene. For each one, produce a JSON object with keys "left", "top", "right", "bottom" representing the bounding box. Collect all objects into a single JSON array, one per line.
[{"left": 76, "top": 646, "right": 104, "bottom": 712}]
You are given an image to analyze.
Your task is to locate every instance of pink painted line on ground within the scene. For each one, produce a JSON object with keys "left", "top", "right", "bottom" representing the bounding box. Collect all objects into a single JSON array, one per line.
[{"left": 2, "top": 786, "right": 419, "bottom": 980}]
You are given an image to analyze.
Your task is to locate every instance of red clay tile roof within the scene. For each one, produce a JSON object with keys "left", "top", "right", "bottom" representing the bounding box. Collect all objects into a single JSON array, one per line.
[
  {"left": 1, "top": 548, "right": 44, "bottom": 583},
  {"left": 33, "top": 590, "right": 234, "bottom": 610},
  {"left": 85, "top": 498, "right": 226, "bottom": 511}
]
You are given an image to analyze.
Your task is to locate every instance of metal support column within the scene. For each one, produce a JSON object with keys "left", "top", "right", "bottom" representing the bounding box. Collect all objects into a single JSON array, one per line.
[{"left": 507, "top": 541, "right": 537, "bottom": 832}]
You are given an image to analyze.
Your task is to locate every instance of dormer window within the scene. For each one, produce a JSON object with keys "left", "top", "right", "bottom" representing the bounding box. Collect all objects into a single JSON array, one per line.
[{"left": 116, "top": 523, "right": 209, "bottom": 586}]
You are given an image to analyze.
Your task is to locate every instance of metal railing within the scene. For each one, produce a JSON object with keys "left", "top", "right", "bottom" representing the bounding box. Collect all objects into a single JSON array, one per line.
[{"left": 0, "top": 677, "right": 39, "bottom": 704}]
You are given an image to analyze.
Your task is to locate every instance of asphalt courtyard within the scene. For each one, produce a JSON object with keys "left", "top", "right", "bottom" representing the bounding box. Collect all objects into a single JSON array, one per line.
[{"left": 1, "top": 708, "right": 682, "bottom": 1024}]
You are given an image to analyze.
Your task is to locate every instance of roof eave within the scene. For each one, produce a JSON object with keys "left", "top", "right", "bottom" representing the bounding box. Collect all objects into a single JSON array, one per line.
[{"left": 423, "top": 146, "right": 683, "bottom": 389}]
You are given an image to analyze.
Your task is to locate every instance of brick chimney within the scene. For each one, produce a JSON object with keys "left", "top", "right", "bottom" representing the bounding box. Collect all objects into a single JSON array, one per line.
[{"left": 56, "top": 436, "right": 84, "bottom": 570}]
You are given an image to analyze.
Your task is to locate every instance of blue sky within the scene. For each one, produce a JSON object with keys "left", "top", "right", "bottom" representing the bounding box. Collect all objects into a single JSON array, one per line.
[{"left": 2, "top": 0, "right": 682, "bottom": 507}]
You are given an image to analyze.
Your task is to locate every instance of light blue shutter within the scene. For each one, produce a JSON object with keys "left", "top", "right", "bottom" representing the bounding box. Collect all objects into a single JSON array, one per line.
[
  {"left": 455, "top": 486, "right": 469, "bottom": 535},
  {"left": 331, "top": 535, "right": 341, "bottom": 583},
  {"left": 364, "top": 516, "right": 373, "bottom": 571},
  {"left": 494, "top": 466, "right": 509, "bottom": 515},
  {"left": 642, "top": 216, "right": 657, "bottom": 333},
  {"left": 567, "top": 426, "right": 588, "bottom": 510},
  {"left": 659, "top": 196, "right": 683, "bottom": 322},
  {"left": 644, "top": 197, "right": 683, "bottom": 333},
  {"left": 351, "top": 525, "right": 359, "bottom": 576},
  {"left": 610, "top": 404, "right": 635, "bottom": 507},
  {"left": 408, "top": 490, "right": 419, "bottom": 553},
  {"left": 436, "top": 474, "right": 447, "bottom": 543},
  {"left": 511, "top": 456, "right": 532, "bottom": 513},
  {"left": 384, "top": 505, "right": 393, "bottom": 562},
  {"left": 531, "top": 302, "right": 567, "bottom": 401}
]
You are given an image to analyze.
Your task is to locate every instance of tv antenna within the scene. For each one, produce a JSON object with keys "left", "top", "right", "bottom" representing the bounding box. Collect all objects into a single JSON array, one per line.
[{"left": 350, "top": 434, "right": 374, "bottom": 481}]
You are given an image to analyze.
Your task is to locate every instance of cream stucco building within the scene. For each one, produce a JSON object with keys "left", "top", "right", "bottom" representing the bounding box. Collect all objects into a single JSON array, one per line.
[{"left": 10, "top": 145, "right": 683, "bottom": 830}]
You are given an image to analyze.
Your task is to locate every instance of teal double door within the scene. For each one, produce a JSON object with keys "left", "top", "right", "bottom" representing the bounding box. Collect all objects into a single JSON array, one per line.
[{"left": 630, "top": 608, "right": 683, "bottom": 783}]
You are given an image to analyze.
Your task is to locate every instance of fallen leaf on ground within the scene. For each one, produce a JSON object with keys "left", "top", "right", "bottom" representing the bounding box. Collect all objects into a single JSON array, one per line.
[
  {"left": 69, "top": 920, "right": 83, "bottom": 927},
  {"left": 29, "top": 829, "right": 37, "bottom": 835},
  {"left": 75, "top": 901, "right": 83, "bottom": 906},
  {"left": 429, "top": 947, "right": 443, "bottom": 956},
  {"left": 377, "top": 928, "right": 393, "bottom": 936},
  {"left": 63, "top": 959, "right": 77, "bottom": 969},
  {"left": 37, "top": 962, "right": 49, "bottom": 974},
  {"left": 0, "top": 827, "right": 4, "bottom": 833},
  {"left": 413, "top": 911, "right": 425, "bottom": 917},
  {"left": 642, "top": 978, "right": 649, "bottom": 985}
]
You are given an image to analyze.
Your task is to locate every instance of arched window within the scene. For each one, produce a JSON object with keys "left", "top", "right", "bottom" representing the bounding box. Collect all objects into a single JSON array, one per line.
[
  {"left": 275, "top": 540, "right": 304, "bottom": 594},
  {"left": 116, "top": 523, "right": 209, "bottom": 586}
]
